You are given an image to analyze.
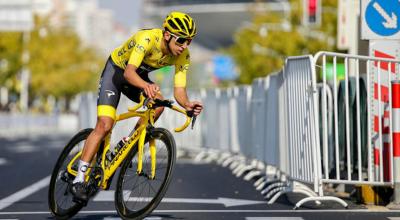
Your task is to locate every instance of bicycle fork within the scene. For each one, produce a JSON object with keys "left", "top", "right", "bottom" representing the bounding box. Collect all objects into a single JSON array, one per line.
[{"left": 136, "top": 129, "right": 156, "bottom": 180}]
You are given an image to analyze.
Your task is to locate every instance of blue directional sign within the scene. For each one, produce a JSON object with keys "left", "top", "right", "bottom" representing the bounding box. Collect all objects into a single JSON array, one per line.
[
  {"left": 213, "top": 55, "right": 238, "bottom": 81},
  {"left": 365, "top": 0, "right": 400, "bottom": 37}
]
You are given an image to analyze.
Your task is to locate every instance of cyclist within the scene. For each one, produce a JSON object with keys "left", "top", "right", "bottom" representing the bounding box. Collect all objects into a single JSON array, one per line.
[{"left": 70, "top": 11, "right": 203, "bottom": 203}]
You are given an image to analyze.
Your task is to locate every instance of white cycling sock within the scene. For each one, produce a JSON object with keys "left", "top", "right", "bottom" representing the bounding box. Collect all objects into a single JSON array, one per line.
[{"left": 72, "top": 160, "right": 90, "bottom": 184}]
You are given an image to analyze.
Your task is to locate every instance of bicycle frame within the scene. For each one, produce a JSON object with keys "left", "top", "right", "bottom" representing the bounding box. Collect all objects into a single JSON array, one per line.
[{"left": 67, "top": 94, "right": 192, "bottom": 190}]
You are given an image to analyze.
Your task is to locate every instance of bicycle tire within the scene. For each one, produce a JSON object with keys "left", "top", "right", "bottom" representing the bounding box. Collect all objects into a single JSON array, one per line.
[
  {"left": 115, "top": 127, "right": 176, "bottom": 220},
  {"left": 48, "top": 128, "right": 94, "bottom": 219}
]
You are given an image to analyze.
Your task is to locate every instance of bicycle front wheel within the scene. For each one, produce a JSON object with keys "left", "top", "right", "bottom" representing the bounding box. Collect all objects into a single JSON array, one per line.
[{"left": 115, "top": 127, "right": 176, "bottom": 220}]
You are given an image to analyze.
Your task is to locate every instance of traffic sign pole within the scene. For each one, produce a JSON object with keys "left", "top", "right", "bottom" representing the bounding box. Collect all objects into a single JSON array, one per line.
[{"left": 362, "top": 0, "right": 400, "bottom": 207}]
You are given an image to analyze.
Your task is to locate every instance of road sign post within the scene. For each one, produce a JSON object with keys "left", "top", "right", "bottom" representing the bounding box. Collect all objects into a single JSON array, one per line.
[{"left": 362, "top": 0, "right": 400, "bottom": 207}]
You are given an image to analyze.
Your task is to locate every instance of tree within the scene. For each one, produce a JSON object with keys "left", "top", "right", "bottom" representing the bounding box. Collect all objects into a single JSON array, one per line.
[
  {"left": 28, "top": 16, "right": 103, "bottom": 100},
  {"left": 0, "top": 16, "right": 103, "bottom": 111},
  {"left": 227, "top": 0, "right": 338, "bottom": 84},
  {"left": 0, "top": 32, "right": 24, "bottom": 93}
]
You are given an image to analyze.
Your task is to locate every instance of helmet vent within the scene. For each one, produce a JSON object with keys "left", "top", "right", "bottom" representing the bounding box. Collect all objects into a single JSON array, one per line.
[
  {"left": 174, "top": 18, "right": 186, "bottom": 31},
  {"left": 168, "top": 20, "right": 178, "bottom": 30}
]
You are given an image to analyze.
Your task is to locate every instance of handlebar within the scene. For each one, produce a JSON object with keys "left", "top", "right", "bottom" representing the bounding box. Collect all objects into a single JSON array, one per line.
[{"left": 128, "top": 93, "right": 197, "bottom": 132}]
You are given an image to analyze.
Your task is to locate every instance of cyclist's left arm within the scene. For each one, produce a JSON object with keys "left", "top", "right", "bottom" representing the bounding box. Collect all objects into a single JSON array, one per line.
[
  {"left": 174, "top": 87, "right": 202, "bottom": 116},
  {"left": 173, "top": 51, "right": 203, "bottom": 116}
]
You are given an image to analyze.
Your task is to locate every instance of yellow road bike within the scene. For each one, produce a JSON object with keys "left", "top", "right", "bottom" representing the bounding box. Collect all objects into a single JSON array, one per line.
[{"left": 48, "top": 93, "right": 196, "bottom": 220}]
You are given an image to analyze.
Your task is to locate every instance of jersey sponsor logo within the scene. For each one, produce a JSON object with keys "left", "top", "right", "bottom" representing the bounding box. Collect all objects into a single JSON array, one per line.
[
  {"left": 128, "top": 40, "right": 135, "bottom": 49},
  {"left": 105, "top": 90, "right": 116, "bottom": 98},
  {"left": 179, "top": 64, "right": 189, "bottom": 71},
  {"left": 135, "top": 44, "right": 146, "bottom": 54},
  {"left": 186, "top": 54, "right": 190, "bottom": 60},
  {"left": 118, "top": 48, "right": 127, "bottom": 56}
]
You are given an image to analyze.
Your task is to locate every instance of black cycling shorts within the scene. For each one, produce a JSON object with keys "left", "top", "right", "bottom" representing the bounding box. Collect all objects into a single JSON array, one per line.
[{"left": 97, "top": 57, "right": 153, "bottom": 120}]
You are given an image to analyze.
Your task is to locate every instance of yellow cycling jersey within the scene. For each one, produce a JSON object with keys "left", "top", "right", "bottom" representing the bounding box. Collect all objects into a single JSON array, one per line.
[{"left": 110, "top": 28, "right": 190, "bottom": 87}]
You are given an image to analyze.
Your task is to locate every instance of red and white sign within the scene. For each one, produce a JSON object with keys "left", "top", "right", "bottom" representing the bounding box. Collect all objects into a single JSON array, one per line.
[
  {"left": 392, "top": 81, "right": 400, "bottom": 184},
  {"left": 369, "top": 40, "right": 400, "bottom": 181}
]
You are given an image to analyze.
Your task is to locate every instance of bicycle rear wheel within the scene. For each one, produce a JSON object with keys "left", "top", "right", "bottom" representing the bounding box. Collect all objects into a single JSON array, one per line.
[
  {"left": 48, "top": 128, "right": 93, "bottom": 219},
  {"left": 115, "top": 127, "right": 176, "bottom": 220}
]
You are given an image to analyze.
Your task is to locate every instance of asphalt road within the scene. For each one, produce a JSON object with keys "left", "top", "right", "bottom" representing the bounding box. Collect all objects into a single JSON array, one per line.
[{"left": 0, "top": 133, "right": 399, "bottom": 220}]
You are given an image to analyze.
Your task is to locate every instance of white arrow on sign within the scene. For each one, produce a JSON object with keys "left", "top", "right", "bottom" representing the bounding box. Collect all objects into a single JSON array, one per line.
[
  {"left": 373, "top": 2, "right": 398, "bottom": 29},
  {"left": 94, "top": 191, "right": 266, "bottom": 207}
]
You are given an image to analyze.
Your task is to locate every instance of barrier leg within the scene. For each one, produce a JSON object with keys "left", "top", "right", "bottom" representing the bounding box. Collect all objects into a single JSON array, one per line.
[{"left": 294, "top": 196, "right": 348, "bottom": 210}]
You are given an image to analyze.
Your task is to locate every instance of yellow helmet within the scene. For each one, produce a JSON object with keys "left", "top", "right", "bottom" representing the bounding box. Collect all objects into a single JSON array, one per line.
[{"left": 163, "top": 12, "right": 197, "bottom": 38}]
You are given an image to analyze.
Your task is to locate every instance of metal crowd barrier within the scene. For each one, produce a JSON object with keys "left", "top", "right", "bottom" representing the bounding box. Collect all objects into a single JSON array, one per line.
[
  {"left": 315, "top": 52, "right": 400, "bottom": 194},
  {"left": 75, "top": 51, "right": 400, "bottom": 209}
]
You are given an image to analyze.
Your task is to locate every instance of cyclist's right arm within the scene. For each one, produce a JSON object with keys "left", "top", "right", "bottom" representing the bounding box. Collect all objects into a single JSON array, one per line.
[
  {"left": 124, "top": 64, "right": 159, "bottom": 99},
  {"left": 123, "top": 32, "right": 159, "bottom": 98}
]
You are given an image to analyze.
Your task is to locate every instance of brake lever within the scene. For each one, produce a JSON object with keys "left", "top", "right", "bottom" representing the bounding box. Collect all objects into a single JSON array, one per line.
[
  {"left": 191, "top": 115, "right": 197, "bottom": 129},
  {"left": 186, "top": 110, "right": 197, "bottom": 129}
]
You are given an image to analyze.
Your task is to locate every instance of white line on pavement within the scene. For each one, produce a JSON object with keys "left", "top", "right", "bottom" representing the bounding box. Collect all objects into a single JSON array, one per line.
[
  {"left": 94, "top": 191, "right": 266, "bottom": 207},
  {"left": 2, "top": 209, "right": 400, "bottom": 215},
  {"left": 0, "top": 158, "right": 7, "bottom": 166},
  {"left": 0, "top": 175, "right": 50, "bottom": 210},
  {"left": 103, "top": 217, "right": 174, "bottom": 220},
  {"left": 12, "top": 145, "right": 36, "bottom": 153},
  {"left": 246, "top": 217, "right": 304, "bottom": 220}
]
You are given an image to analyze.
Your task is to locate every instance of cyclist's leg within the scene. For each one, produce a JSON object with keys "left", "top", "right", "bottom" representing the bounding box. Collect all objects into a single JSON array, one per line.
[
  {"left": 80, "top": 116, "right": 114, "bottom": 163},
  {"left": 71, "top": 57, "right": 123, "bottom": 201},
  {"left": 77, "top": 56, "right": 122, "bottom": 176}
]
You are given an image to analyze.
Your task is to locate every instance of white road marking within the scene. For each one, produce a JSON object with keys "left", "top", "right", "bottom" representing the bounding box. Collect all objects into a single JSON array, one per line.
[
  {"left": 94, "top": 191, "right": 266, "bottom": 207},
  {"left": 246, "top": 218, "right": 304, "bottom": 220},
  {"left": 0, "top": 158, "right": 7, "bottom": 166},
  {"left": 2, "top": 209, "right": 400, "bottom": 215},
  {"left": 12, "top": 145, "right": 36, "bottom": 153},
  {"left": 0, "top": 175, "right": 50, "bottom": 210},
  {"left": 389, "top": 218, "right": 400, "bottom": 220}
]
